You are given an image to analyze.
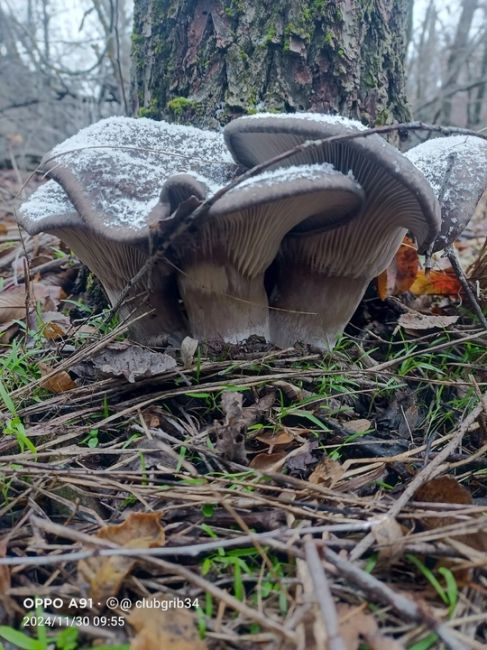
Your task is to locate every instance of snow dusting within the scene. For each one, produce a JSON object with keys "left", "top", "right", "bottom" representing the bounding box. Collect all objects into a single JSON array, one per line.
[
  {"left": 24, "top": 117, "right": 236, "bottom": 231},
  {"left": 406, "top": 135, "right": 487, "bottom": 247},
  {"left": 230, "top": 163, "right": 358, "bottom": 192},
  {"left": 20, "top": 180, "right": 75, "bottom": 225},
  {"left": 244, "top": 112, "right": 368, "bottom": 131}
]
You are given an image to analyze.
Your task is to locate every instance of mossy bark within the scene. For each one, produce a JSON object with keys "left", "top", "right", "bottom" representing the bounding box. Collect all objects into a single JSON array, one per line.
[{"left": 131, "top": 0, "right": 411, "bottom": 128}]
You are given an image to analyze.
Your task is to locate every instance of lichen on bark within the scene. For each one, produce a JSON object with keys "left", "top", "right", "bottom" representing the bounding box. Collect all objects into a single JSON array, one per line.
[{"left": 130, "top": 0, "right": 411, "bottom": 128}]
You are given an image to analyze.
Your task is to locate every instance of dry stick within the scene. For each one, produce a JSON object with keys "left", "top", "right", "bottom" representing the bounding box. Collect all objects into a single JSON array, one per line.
[
  {"left": 350, "top": 391, "right": 487, "bottom": 561},
  {"left": 304, "top": 537, "right": 347, "bottom": 650},
  {"left": 98, "top": 121, "right": 487, "bottom": 326},
  {"left": 445, "top": 244, "right": 487, "bottom": 329},
  {"left": 321, "top": 547, "right": 469, "bottom": 650}
]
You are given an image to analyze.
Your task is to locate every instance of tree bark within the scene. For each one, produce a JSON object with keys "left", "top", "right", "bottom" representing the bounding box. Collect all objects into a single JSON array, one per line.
[{"left": 131, "top": 0, "right": 411, "bottom": 128}]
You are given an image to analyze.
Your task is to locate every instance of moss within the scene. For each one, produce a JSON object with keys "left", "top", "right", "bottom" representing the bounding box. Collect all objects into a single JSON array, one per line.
[
  {"left": 138, "top": 98, "right": 160, "bottom": 119},
  {"left": 323, "top": 31, "right": 334, "bottom": 47},
  {"left": 265, "top": 25, "right": 277, "bottom": 45},
  {"left": 166, "top": 96, "right": 196, "bottom": 116}
]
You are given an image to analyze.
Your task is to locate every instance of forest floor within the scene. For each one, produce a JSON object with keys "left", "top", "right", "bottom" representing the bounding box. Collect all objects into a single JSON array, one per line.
[{"left": 0, "top": 168, "right": 486, "bottom": 650}]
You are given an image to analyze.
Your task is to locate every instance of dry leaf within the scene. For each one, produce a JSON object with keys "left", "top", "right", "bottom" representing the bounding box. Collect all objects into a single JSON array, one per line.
[
  {"left": 338, "top": 604, "right": 404, "bottom": 650},
  {"left": 344, "top": 419, "right": 372, "bottom": 434},
  {"left": 180, "top": 336, "right": 199, "bottom": 369},
  {"left": 39, "top": 363, "right": 77, "bottom": 393},
  {"left": 255, "top": 430, "right": 294, "bottom": 447},
  {"left": 78, "top": 512, "right": 165, "bottom": 602},
  {"left": 409, "top": 269, "right": 462, "bottom": 296},
  {"left": 398, "top": 312, "right": 459, "bottom": 331},
  {"left": 414, "top": 477, "right": 486, "bottom": 551},
  {"left": 308, "top": 457, "right": 345, "bottom": 487},
  {"left": 0, "top": 289, "right": 26, "bottom": 323},
  {"left": 377, "top": 236, "right": 419, "bottom": 299},
  {"left": 249, "top": 450, "right": 287, "bottom": 471},
  {"left": 372, "top": 517, "right": 405, "bottom": 564},
  {"left": 91, "top": 343, "right": 177, "bottom": 382},
  {"left": 129, "top": 598, "right": 207, "bottom": 650}
]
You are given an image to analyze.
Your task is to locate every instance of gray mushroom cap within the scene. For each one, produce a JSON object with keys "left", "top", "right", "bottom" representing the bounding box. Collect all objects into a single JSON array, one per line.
[
  {"left": 16, "top": 117, "right": 238, "bottom": 346},
  {"left": 405, "top": 135, "right": 487, "bottom": 251},
  {"left": 224, "top": 112, "right": 440, "bottom": 250},
  {"left": 223, "top": 113, "right": 441, "bottom": 351},
  {"left": 20, "top": 116, "right": 236, "bottom": 243},
  {"left": 171, "top": 163, "right": 365, "bottom": 343}
]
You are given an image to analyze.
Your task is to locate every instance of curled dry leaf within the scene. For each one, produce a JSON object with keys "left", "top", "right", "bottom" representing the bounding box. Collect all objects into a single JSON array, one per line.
[
  {"left": 180, "top": 336, "right": 199, "bottom": 369},
  {"left": 129, "top": 598, "right": 207, "bottom": 650},
  {"left": 78, "top": 512, "right": 165, "bottom": 603},
  {"left": 371, "top": 516, "right": 405, "bottom": 565},
  {"left": 398, "top": 312, "right": 459, "bottom": 331}
]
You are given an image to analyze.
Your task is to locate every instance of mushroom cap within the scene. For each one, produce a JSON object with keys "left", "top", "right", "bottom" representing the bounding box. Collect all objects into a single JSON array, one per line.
[
  {"left": 224, "top": 113, "right": 440, "bottom": 251},
  {"left": 174, "top": 163, "right": 365, "bottom": 343},
  {"left": 18, "top": 179, "right": 80, "bottom": 234},
  {"left": 405, "top": 135, "right": 487, "bottom": 251},
  {"left": 19, "top": 116, "right": 236, "bottom": 243},
  {"left": 176, "top": 163, "right": 365, "bottom": 275}
]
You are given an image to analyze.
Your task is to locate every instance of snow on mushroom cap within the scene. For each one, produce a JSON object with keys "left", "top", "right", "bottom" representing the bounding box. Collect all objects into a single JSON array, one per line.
[
  {"left": 405, "top": 135, "right": 487, "bottom": 251},
  {"left": 38, "top": 116, "right": 236, "bottom": 238},
  {"left": 18, "top": 180, "right": 80, "bottom": 233},
  {"left": 242, "top": 111, "right": 368, "bottom": 131},
  {"left": 224, "top": 113, "right": 441, "bottom": 251}
]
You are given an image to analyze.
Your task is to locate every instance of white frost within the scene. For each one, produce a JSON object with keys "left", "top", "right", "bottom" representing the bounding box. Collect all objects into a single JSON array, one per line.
[
  {"left": 230, "top": 163, "right": 357, "bottom": 191},
  {"left": 244, "top": 111, "right": 368, "bottom": 131},
  {"left": 25, "top": 117, "right": 236, "bottom": 231},
  {"left": 406, "top": 135, "right": 487, "bottom": 246}
]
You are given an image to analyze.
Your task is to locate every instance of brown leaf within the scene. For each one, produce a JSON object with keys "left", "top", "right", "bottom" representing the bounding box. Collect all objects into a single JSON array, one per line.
[
  {"left": 398, "top": 312, "right": 459, "bottom": 331},
  {"left": 344, "top": 419, "right": 372, "bottom": 434},
  {"left": 338, "top": 604, "right": 404, "bottom": 650},
  {"left": 308, "top": 457, "right": 344, "bottom": 487},
  {"left": 39, "top": 363, "right": 77, "bottom": 393},
  {"left": 255, "top": 430, "right": 294, "bottom": 447},
  {"left": 0, "top": 289, "right": 26, "bottom": 323},
  {"left": 249, "top": 450, "right": 287, "bottom": 471},
  {"left": 129, "top": 599, "right": 207, "bottom": 650},
  {"left": 78, "top": 512, "right": 165, "bottom": 602},
  {"left": 414, "top": 477, "right": 486, "bottom": 551}
]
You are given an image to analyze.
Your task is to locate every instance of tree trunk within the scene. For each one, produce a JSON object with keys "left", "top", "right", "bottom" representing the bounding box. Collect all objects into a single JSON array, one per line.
[{"left": 131, "top": 0, "right": 411, "bottom": 128}]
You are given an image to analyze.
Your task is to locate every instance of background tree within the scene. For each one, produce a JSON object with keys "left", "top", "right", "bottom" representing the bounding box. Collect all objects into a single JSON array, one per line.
[{"left": 130, "top": 0, "right": 413, "bottom": 128}]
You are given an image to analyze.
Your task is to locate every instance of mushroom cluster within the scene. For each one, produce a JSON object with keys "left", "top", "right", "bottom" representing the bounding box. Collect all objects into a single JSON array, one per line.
[{"left": 18, "top": 114, "right": 485, "bottom": 350}]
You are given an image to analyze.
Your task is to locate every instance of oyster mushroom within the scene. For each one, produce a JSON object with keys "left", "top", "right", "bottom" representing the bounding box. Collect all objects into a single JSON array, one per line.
[
  {"left": 224, "top": 113, "right": 441, "bottom": 349},
  {"left": 168, "top": 164, "right": 365, "bottom": 342},
  {"left": 405, "top": 135, "right": 487, "bottom": 251},
  {"left": 18, "top": 117, "right": 236, "bottom": 345}
]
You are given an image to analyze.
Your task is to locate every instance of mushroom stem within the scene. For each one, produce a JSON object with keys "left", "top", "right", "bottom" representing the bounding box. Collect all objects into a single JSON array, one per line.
[
  {"left": 180, "top": 261, "right": 268, "bottom": 341},
  {"left": 56, "top": 228, "right": 187, "bottom": 345},
  {"left": 270, "top": 268, "right": 368, "bottom": 350}
]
